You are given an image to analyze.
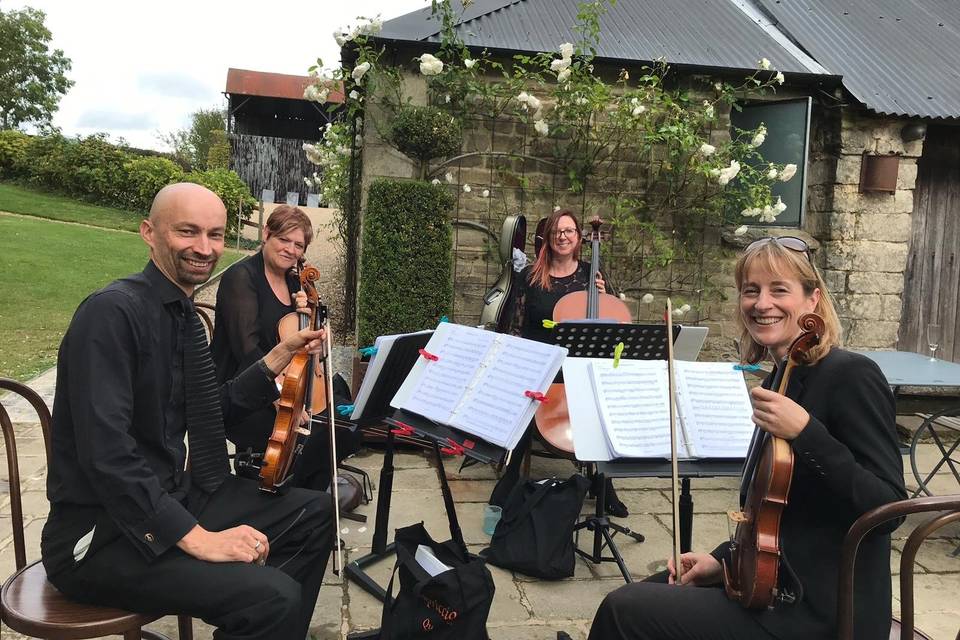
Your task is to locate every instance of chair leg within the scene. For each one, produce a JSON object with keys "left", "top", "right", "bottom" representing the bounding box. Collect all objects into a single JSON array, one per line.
[{"left": 178, "top": 614, "right": 194, "bottom": 640}]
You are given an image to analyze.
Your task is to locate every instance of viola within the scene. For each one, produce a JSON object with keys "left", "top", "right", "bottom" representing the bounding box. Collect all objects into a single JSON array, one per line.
[
  {"left": 535, "top": 216, "right": 632, "bottom": 454},
  {"left": 480, "top": 214, "right": 526, "bottom": 332},
  {"left": 721, "top": 312, "right": 825, "bottom": 609},
  {"left": 260, "top": 263, "right": 324, "bottom": 492}
]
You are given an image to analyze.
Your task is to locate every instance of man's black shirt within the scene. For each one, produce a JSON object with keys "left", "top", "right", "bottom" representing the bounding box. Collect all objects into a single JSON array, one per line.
[{"left": 43, "top": 261, "right": 278, "bottom": 574}]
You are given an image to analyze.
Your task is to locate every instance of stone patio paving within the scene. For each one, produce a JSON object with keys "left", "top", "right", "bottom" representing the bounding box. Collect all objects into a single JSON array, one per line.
[{"left": 2, "top": 372, "right": 959, "bottom": 639}]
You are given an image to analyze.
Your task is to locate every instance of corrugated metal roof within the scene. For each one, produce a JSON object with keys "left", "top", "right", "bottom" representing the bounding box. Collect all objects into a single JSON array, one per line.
[
  {"left": 225, "top": 68, "right": 344, "bottom": 103},
  {"left": 756, "top": 0, "right": 960, "bottom": 119},
  {"left": 377, "top": 0, "right": 829, "bottom": 76}
]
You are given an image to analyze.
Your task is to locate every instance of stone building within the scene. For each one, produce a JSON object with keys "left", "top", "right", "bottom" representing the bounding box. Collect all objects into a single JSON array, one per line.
[{"left": 359, "top": 0, "right": 960, "bottom": 361}]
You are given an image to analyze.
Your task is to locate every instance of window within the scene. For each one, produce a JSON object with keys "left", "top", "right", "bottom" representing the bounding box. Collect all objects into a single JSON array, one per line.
[{"left": 730, "top": 97, "right": 811, "bottom": 227}]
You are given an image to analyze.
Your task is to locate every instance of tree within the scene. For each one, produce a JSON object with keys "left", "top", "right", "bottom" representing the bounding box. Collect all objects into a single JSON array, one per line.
[
  {"left": 158, "top": 107, "right": 226, "bottom": 170},
  {"left": 0, "top": 7, "right": 73, "bottom": 131}
]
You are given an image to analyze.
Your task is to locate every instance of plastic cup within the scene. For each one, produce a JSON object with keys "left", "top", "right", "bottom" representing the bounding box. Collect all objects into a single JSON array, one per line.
[{"left": 482, "top": 504, "right": 502, "bottom": 535}]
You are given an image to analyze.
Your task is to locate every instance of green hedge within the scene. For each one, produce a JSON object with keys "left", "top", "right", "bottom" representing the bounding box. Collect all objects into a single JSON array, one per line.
[
  {"left": 0, "top": 130, "right": 30, "bottom": 176},
  {"left": 358, "top": 179, "right": 453, "bottom": 345},
  {"left": 0, "top": 130, "right": 253, "bottom": 221},
  {"left": 125, "top": 156, "right": 185, "bottom": 212},
  {"left": 185, "top": 168, "right": 256, "bottom": 233},
  {"left": 390, "top": 105, "right": 462, "bottom": 163}
]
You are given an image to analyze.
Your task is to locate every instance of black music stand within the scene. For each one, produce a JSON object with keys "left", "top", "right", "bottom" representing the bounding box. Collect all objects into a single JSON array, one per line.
[
  {"left": 551, "top": 322, "right": 680, "bottom": 582},
  {"left": 342, "top": 331, "right": 434, "bottom": 601}
]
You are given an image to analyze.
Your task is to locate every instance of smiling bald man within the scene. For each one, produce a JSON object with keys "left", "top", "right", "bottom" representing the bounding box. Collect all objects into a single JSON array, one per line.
[{"left": 42, "top": 183, "right": 334, "bottom": 639}]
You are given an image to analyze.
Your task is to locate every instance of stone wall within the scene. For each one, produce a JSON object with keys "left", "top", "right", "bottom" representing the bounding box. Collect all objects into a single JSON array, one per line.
[{"left": 357, "top": 68, "right": 924, "bottom": 356}]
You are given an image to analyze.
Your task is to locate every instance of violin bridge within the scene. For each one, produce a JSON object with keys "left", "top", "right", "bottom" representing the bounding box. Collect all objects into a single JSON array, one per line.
[{"left": 728, "top": 510, "right": 748, "bottom": 523}]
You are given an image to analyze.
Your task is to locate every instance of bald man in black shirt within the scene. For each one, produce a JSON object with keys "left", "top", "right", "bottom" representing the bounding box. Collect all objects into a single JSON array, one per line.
[{"left": 42, "top": 183, "right": 333, "bottom": 640}]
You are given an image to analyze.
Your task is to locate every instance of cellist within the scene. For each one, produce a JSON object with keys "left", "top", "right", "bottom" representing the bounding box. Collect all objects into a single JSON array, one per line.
[
  {"left": 488, "top": 208, "right": 628, "bottom": 517},
  {"left": 587, "top": 237, "right": 905, "bottom": 640}
]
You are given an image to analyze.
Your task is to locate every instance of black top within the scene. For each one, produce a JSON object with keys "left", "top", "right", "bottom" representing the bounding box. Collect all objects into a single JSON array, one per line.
[
  {"left": 510, "top": 261, "right": 610, "bottom": 344},
  {"left": 713, "top": 348, "right": 906, "bottom": 640},
  {"left": 210, "top": 251, "right": 299, "bottom": 449},
  {"left": 42, "top": 261, "right": 277, "bottom": 573}
]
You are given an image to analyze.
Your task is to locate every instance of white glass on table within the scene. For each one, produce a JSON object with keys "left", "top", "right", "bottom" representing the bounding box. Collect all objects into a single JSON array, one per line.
[{"left": 926, "top": 323, "right": 941, "bottom": 361}]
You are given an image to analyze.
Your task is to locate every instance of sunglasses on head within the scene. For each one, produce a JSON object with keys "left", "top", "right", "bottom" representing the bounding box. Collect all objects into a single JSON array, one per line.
[{"left": 745, "top": 236, "right": 812, "bottom": 262}]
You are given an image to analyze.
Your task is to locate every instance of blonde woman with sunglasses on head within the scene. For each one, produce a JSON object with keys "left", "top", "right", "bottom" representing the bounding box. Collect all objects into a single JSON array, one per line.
[{"left": 586, "top": 236, "right": 906, "bottom": 640}]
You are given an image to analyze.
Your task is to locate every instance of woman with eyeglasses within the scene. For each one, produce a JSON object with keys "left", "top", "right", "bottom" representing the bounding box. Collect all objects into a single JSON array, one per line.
[
  {"left": 488, "top": 208, "right": 629, "bottom": 516},
  {"left": 210, "top": 205, "right": 360, "bottom": 490},
  {"left": 585, "top": 236, "right": 905, "bottom": 640}
]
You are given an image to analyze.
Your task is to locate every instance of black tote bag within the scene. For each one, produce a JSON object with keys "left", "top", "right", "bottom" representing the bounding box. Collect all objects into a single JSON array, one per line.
[
  {"left": 482, "top": 473, "right": 590, "bottom": 579},
  {"left": 378, "top": 522, "right": 495, "bottom": 640}
]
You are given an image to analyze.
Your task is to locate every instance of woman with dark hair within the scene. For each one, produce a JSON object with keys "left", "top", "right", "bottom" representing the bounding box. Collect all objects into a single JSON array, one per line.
[
  {"left": 585, "top": 236, "right": 905, "bottom": 640},
  {"left": 211, "top": 205, "right": 357, "bottom": 490},
  {"left": 489, "top": 208, "right": 628, "bottom": 516}
]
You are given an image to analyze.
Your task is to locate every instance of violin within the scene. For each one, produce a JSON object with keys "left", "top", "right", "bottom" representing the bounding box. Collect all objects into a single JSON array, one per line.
[
  {"left": 260, "top": 263, "right": 324, "bottom": 492},
  {"left": 480, "top": 214, "right": 526, "bottom": 332},
  {"left": 721, "top": 312, "right": 824, "bottom": 609},
  {"left": 535, "top": 217, "right": 632, "bottom": 454},
  {"left": 260, "top": 261, "right": 343, "bottom": 571}
]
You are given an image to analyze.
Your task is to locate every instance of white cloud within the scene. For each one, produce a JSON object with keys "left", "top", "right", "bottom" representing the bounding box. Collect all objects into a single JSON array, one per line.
[{"left": 7, "top": 0, "right": 429, "bottom": 149}]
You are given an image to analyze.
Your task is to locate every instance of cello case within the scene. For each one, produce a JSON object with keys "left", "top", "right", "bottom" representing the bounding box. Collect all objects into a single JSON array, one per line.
[{"left": 480, "top": 214, "right": 526, "bottom": 332}]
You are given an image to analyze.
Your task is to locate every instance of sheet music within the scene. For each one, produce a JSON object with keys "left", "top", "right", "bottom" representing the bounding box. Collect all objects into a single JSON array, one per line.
[
  {"left": 675, "top": 361, "right": 755, "bottom": 458},
  {"left": 589, "top": 360, "right": 688, "bottom": 458},
  {"left": 454, "top": 336, "right": 564, "bottom": 449},
  {"left": 402, "top": 324, "right": 497, "bottom": 423},
  {"left": 588, "top": 360, "right": 754, "bottom": 460},
  {"left": 397, "top": 323, "right": 565, "bottom": 449},
  {"left": 351, "top": 330, "right": 432, "bottom": 419}
]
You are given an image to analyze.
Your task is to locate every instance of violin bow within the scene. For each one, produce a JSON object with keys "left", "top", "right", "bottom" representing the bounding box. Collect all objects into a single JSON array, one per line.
[
  {"left": 665, "top": 298, "right": 683, "bottom": 583},
  {"left": 323, "top": 313, "right": 343, "bottom": 575}
]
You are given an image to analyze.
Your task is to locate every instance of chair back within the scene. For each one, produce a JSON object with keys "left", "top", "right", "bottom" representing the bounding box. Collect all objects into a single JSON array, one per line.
[
  {"left": 837, "top": 495, "right": 960, "bottom": 640},
  {"left": 306, "top": 193, "right": 320, "bottom": 208},
  {"left": 285, "top": 191, "right": 299, "bottom": 206},
  {"left": 260, "top": 189, "right": 275, "bottom": 204},
  {"left": 0, "top": 379, "right": 52, "bottom": 572}
]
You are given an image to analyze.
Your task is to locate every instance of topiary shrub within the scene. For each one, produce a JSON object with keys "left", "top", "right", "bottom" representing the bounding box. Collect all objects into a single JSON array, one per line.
[
  {"left": 124, "top": 156, "right": 185, "bottom": 212},
  {"left": 390, "top": 105, "right": 462, "bottom": 165},
  {"left": 185, "top": 168, "right": 256, "bottom": 232},
  {"left": 0, "top": 129, "right": 30, "bottom": 177},
  {"left": 358, "top": 178, "right": 453, "bottom": 346}
]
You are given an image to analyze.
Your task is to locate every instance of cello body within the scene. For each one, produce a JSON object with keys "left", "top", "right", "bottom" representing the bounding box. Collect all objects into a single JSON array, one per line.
[
  {"left": 722, "top": 313, "right": 824, "bottom": 609},
  {"left": 480, "top": 214, "right": 527, "bottom": 332}
]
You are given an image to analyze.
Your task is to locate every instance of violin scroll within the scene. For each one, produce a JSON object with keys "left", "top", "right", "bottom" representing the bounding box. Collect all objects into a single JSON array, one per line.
[{"left": 786, "top": 313, "right": 825, "bottom": 366}]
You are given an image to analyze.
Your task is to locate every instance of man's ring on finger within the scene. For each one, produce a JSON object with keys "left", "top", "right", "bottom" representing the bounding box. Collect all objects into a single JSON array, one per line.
[{"left": 254, "top": 540, "right": 262, "bottom": 550}]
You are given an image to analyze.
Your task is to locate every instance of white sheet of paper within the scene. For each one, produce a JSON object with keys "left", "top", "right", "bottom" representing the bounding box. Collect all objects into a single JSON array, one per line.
[
  {"left": 589, "top": 360, "right": 688, "bottom": 458},
  {"left": 675, "top": 361, "right": 755, "bottom": 458},
  {"left": 415, "top": 544, "right": 453, "bottom": 577},
  {"left": 351, "top": 329, "right": 433, "bottom": 420},
  {"left": 402, "top": 324, "right": 496, "bottom": 424}
]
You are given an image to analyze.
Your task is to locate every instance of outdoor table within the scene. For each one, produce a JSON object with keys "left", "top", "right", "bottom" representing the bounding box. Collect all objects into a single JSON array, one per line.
[{"left": 855, "top": 350, "right": 960, "bottom": 503}]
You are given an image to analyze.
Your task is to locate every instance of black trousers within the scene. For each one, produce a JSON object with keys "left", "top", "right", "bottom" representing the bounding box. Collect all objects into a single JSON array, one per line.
[
  {"left": 49, "top": 476, "right": 333, "bottom": 640},
  {"left": 588, "top": 571, "right": 774, "bottom": 640}
]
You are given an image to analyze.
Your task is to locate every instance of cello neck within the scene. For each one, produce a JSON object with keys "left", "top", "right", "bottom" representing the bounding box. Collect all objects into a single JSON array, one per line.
[{"left": 587, "top": 217, "right": 603, "bottom": 318}]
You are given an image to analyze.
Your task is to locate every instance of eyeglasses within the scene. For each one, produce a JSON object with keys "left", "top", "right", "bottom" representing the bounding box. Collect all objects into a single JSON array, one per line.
[
  {"left": 745, "top": 235, "right": 812, "bottom": 262},
  {"left": 554, "top": 227, "right": 579, "bottom": 238}
]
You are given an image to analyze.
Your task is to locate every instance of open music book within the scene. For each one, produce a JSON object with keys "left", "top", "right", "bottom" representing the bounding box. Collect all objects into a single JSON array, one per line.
[
  {"left": 391, "top": 322, "right": 567, "bottom": 450},
  {"left": 589, "top": 360, "right": 755, "bottom": 459}
]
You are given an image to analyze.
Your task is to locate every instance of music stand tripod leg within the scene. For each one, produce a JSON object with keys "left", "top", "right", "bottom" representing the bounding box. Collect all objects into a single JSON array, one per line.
[
  {"left": 572, "top": 471, "right": 640, "bottom": 584},
  {"left": 345, "top": 427, "right": 397, "bottom": 601}
]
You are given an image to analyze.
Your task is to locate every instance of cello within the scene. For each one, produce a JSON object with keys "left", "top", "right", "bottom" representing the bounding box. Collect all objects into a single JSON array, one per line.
[
  {"left": 480, "top": 214, "right": 527, "bottom": 332},
  {"left": 721, "top": 312, "right": 824, "bottom": 608},
  {"left": 260, "top": 261, "right": 343, "bottom": 573},
  {"left": 535, "top": 216, "right": 632, "bottom": 454}
]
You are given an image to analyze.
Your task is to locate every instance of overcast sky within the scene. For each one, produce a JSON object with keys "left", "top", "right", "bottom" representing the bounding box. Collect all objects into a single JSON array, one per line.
[{"left": 8, "top": 0, "right": 429, "bottom": 150}]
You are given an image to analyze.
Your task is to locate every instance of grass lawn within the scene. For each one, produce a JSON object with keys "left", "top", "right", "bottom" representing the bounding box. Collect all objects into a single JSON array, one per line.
[
  {"left": 0, "top": 214, "right": 242, "bottom": 381},
  {"left": 0, "top": 181, "right": 144, "bottom": 232}
]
